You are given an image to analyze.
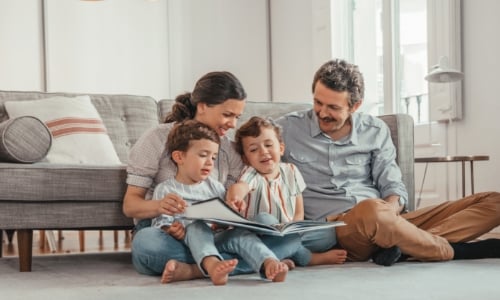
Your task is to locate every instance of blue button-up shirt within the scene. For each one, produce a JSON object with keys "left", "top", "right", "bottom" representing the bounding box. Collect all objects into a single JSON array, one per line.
[{"left": 276, "top": 109, "right": 408, "bottom": 220}]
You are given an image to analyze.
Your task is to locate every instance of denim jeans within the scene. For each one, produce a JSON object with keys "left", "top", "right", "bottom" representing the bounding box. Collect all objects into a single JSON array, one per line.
[
  {"left": 252, "top": 213, "right": 338, "bottom": 266},
  {"left": 131, "top": 219, "right": 302, "bottom": 276}
]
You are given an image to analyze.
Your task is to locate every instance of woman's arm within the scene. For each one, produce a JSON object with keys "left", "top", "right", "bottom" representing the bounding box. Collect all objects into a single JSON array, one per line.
[
  {"left": 122, "top": 185, "right": 186, "bottom": 219},
  {"left": 123, "top": 185, "right": 160, "bottom": 219}
]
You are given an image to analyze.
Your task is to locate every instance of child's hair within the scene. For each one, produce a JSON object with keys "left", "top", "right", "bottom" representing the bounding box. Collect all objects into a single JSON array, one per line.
[
  {"left": 167, "top": 120, "right": 221, "bottom": 159},
  {"left": 234, "top": 116, "right": 283, "bottom": 155}
]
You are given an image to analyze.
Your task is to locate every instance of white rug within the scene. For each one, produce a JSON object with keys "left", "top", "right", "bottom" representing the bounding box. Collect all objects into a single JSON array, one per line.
[{"left": 1, "top": 252, "right": 500, "bottom": 300}]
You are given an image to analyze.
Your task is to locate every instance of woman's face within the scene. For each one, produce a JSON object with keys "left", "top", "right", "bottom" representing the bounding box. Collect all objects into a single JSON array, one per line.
[{"left": 195, "top": 99, "right": 245, "bottom": 137}]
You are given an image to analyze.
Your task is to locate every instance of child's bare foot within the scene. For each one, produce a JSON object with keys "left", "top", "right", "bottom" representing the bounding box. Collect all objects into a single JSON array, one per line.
[
  {"left": 309, "top": 249, "right": 348, "bottom": 266},
  {"left": 161, "top": 260, "right": 204, "bottom": 284},
  {"left": 203, "top": 257, "right": 238, "bottom": 286},
  {"left": 263, "top": 258, "right": 288, "bottom": 282},
  {"left": 281, "top": 258, "right": 296, "bottom": 270}
]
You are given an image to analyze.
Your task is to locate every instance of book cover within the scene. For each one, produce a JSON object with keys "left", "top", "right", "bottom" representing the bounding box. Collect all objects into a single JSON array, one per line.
[{"left": 182, "top": 197, "right": 345, "bottom": 236}]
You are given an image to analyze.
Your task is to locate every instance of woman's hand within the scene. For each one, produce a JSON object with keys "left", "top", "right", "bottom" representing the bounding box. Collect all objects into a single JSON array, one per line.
[
  {"left": 158, "top": 193, "right": 187, "bottom": 216},
  {"left": 164, "top": 221, "right": 185, "bottom": 240}
]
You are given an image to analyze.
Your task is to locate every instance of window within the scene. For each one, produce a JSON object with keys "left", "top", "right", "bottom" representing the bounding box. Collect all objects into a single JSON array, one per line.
[{"left": 331, "top": 0, "right": 430, "bottom": 124}]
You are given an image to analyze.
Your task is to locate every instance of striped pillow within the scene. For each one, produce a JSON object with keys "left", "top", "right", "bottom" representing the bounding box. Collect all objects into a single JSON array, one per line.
[{"left": 4, "top": 95, "right": 121, "bottom": 165}]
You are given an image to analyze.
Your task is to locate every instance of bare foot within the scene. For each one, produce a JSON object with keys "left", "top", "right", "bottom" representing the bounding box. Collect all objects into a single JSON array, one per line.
[
  {"left": 309, "top": 249, "right": 348, "bottom": 266},
  {"left": 263, "top": 258, "right": 288, "bottom": 282},
  {"left": 203, "top": 257, "right": 238, "bottom": 286},
  {"left": 281, "top": 258, "right": 296, "bottom": 270},
  {"left": 161, "top": 260, "right": 203, "bottom": 284}
]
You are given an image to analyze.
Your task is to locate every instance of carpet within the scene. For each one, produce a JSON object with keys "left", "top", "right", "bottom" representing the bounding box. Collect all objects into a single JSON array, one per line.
[{"left": 1, "top": 252, "right": 500, "bottom": 300}]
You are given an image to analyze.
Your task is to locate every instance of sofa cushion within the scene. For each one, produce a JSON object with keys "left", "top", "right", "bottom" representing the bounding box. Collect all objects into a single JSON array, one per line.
[
  {"left": 0, "top": 163, "right": 127, "bottom": 202},
  {"left": 0, "top": 116, "right": 52, "bottom": 163},
  {"left": 4, "top": 95, "right": 121, "bottom": 165}
]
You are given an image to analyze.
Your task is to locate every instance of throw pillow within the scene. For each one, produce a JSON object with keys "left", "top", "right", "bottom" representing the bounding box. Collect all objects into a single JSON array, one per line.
[
  {"left": 4, "top": 95, "right": 122, "bottom": 165},
  {"left": 0, "top": 116, "right": 52, "bottom": 163}
]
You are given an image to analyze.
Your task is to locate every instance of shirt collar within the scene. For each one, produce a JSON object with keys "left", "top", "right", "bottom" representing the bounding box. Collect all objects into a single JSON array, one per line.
[{"left": 310, "top": 110, "right": 360, "bottom": 145}]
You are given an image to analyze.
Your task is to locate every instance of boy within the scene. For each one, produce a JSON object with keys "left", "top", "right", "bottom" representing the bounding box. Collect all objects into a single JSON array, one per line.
[{"left": 227, "top": 116, "right": 347, "bottom": 267}]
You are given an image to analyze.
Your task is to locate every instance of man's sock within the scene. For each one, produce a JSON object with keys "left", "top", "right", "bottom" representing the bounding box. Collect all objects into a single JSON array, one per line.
[
  {"left": 372, "top": 246, "right": 403, "bottom": 266},
  {"left": 451, "top": 239, "right": 500, "bottom": 260}
]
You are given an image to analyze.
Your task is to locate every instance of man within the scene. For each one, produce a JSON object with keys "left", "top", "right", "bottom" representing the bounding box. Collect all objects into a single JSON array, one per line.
[{"left": 276, "top": 58, "right": 500, "bottom": 266}]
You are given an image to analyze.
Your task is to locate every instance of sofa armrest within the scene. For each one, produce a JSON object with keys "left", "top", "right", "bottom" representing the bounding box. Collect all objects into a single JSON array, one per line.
[{"left": 378, "top": 114, "right": 415, "bottom": 211}]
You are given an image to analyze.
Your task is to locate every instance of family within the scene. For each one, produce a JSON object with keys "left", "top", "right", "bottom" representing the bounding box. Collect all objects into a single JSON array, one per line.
[{"left": 122, "top": 58, "right": 500, "bottom": 285}]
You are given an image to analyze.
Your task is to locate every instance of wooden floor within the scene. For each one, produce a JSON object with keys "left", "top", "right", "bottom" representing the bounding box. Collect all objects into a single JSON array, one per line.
[{"left": 1, "top": 230, "right": 131, "bottom": 257}]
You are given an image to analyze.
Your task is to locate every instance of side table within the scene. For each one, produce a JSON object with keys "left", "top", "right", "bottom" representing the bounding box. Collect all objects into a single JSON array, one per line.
[{"left": 414, "top": 155, "right": 490, "bottom": 198}]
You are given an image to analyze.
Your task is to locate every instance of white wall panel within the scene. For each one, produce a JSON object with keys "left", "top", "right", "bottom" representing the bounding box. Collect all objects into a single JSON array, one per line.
[
  {"left": 0, "top": 0, "right": 44, "bottom": 91},
  {"left": 44, "top": 0, "right": 169, "bottom": 100},
  {"left": 167, "top": 0, "right": 270, "bottom": 101}
]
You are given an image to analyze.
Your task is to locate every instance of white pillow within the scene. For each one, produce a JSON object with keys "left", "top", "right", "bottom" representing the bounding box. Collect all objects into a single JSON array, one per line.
[{"left": 5, "top": 95, "right": 122, "bottom": 165}]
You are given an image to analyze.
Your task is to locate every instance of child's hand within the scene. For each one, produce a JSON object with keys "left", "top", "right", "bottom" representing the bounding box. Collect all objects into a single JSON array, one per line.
[
  {"left": 226, "top": 182, "right": 250, "bottom": 213},
  {"left": 158, "top": 193, "right": 187, "bottom": 216},
  {"left": 164, "top": 221, "right": 185, "bottom": 240},
  {"left": 226, "top": 197, "right": 247, "bottom": 213}
]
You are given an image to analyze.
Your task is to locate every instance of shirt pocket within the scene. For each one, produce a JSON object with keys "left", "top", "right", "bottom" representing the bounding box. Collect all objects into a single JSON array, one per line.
[
  {"left": 345, "top": 154, "right": 371, "bottom": 178},
  {"left": 288, "top": 151, "right": 318, "bottom": 165}
]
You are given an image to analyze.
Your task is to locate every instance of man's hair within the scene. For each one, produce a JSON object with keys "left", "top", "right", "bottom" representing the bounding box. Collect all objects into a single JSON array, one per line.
[
  {"left": 312, "top": 59, "right": 365, "bottom": 108},
  {"left": 234, "top": 116, "right": 283, "bottom": 155},
  {"left": 167, "top": 120, "right": 220, "bottom": 160}
]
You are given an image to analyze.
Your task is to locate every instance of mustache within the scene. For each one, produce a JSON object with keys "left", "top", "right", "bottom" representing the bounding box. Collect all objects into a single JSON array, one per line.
[{"left": 316, "top": 113, "right": 336, "bottom": 123}]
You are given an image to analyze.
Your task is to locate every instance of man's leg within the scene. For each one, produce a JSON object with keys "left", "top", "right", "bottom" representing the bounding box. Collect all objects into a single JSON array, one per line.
[
  {"left": 403, "top": 192, "right": 500, "bottom": 242},
  {"left": 332, "top": 199, "right": 453, "bottom": 262}
]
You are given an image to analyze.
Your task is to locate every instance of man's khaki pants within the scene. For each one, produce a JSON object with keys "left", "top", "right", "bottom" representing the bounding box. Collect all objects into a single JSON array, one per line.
[{"left": 330, "top": 192, "right": 500, "bottom": 261}]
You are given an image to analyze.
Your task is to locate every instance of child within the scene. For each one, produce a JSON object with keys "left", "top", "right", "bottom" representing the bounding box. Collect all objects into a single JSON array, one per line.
[
  {"left": 227, "top": 116, "right": 347, "bottom": 267},
  {"left": 151, "top": 120, "right": 291, "bottom": 285}
]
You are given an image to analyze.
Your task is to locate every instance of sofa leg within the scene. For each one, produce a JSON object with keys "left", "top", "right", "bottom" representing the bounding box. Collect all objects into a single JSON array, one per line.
[
  {"left": 6, "top": 229, "right": 15, "bottom": 243},
  {"left": 17, "top": 229, "right": 33, "bottom": 272}
]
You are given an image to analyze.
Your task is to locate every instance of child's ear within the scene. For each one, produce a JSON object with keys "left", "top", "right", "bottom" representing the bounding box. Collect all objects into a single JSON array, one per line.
[
  {"left": 171, "top": 150, "right": 184, "bottom": 165},
  {"left": 279, "top": 143, "right": 285, "bottom": 156}
]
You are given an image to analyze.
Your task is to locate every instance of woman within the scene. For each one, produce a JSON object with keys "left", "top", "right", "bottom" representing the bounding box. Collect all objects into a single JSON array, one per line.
[{"left": 123, "top": 71, "right": 298, "bottom": 280}]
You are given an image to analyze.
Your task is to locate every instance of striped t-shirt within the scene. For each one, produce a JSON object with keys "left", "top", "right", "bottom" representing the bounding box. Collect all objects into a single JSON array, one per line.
[{"left": 239, "top": 163, "right": 306, "bottom": 223}]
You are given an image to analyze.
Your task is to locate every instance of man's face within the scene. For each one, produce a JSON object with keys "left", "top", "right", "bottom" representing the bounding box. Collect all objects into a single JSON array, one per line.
[{"left": 312, "top": 81, "right": 361, "bottom": 137}]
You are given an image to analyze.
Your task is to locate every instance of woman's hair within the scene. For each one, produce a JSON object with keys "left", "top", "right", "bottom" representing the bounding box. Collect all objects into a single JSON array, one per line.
[
  {"left": 164, "top": 71, "right": 247, "bottom": 123},
  {"left": 312, "top": 59, "right": 365, "bottom": 108},
  {"left": 167, "top": 120, "right": 221, "bottom": 158},
  {"left": 234, "top": 116, "right": 283, "bottom": 155}
]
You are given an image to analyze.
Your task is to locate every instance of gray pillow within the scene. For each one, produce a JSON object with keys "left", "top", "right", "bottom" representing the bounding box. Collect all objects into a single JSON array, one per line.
[{"left": 0, "top": 116, "right": 52, "bottom": 163}]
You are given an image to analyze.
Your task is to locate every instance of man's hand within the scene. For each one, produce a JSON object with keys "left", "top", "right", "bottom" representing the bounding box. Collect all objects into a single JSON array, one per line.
[
  {"left": 384, "top": 194, "right": 403, "bottom": 215},
  {"left": 163, "top": 221, "right": 185, "bottom": 240}
]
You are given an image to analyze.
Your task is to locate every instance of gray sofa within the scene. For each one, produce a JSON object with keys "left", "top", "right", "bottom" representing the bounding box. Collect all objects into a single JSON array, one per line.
[{"left": 0, "top": 90, "right": 414, "bottom": 272}]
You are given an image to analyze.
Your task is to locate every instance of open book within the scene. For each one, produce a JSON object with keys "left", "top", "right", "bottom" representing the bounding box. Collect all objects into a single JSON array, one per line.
[{"left": 182, "top": 197, "right": 345, "bottom": 236}]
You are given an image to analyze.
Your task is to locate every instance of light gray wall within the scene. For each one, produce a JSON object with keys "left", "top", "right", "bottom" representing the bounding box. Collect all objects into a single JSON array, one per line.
[{"left": 459, "top": 0, "right": 500, "bottom": 194}]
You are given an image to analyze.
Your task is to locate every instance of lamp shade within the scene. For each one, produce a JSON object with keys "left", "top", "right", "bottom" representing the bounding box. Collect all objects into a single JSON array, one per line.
[{"left": 425, "top": 56, "right": 464, "bottom": 83}]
